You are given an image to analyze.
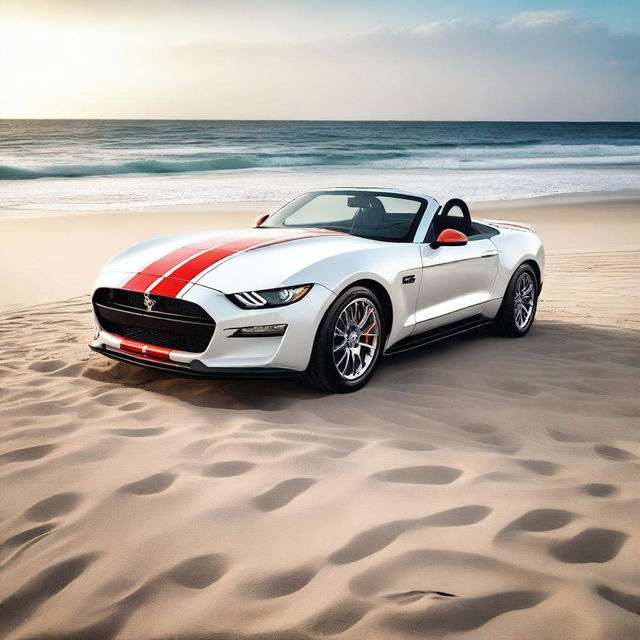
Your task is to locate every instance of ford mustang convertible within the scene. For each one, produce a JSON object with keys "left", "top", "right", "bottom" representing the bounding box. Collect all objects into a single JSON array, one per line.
[{"left": 90, "top": 189, "right": 544, "bottom": 392}]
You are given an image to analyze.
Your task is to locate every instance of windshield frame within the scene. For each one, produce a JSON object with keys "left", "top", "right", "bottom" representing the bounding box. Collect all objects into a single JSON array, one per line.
[{"left": 262, "top": 190, "right": 429, "bottom": 243}]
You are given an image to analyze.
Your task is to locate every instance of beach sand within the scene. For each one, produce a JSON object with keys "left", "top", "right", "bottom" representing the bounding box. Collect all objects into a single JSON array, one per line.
[{"left": 0, "top": 195, "right": 639, "bottom": 639}]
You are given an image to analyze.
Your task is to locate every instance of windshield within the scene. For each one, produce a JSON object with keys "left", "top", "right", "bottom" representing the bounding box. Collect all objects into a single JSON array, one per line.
[{"left": 263, "top": 191, "right": 426, "bottom": 242}]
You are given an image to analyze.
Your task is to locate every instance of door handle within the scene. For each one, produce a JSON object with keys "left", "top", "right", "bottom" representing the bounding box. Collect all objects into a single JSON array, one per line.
[{"left": 481, "top": 250, "right": 498, "bottom": 258}]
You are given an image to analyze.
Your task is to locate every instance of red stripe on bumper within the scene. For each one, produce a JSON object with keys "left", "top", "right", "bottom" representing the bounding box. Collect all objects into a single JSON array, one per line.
[{"left": 120, "top": 338, "right": 172, "bottom": 361}]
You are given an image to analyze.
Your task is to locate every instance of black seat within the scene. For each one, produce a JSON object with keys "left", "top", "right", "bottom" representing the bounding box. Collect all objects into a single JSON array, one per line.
[
  {"left": 432, "top": 198, "right": 473, "bottom": 237},
  {"left": 351, "top": 198, "right": 386, "bottom": 232}
]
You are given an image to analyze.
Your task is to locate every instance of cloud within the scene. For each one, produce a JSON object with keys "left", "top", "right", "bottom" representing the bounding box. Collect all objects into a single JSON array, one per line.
[
  {"left": 155, "top": 15, "right": 639, "bottom": 120},
  {"left": 502, "top": 10, "right": 577, "bottom": 30},
  {"left": 1, "top": 11, "right": 638, "bottom": 119}
]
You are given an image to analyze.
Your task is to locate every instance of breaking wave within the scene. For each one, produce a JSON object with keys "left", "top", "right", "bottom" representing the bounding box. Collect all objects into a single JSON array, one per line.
[{"left": 0, "top": 156, "right": 260, "bottom": 180}]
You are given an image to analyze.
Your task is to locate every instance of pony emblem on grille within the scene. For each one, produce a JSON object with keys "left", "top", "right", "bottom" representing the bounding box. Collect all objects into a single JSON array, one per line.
[{"left": 143, "top": 293, "right": 157, "bottom": 313}]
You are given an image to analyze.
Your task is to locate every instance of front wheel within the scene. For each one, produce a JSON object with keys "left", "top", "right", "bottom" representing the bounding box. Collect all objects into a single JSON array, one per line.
[
  {"left": 304, "top": 286, "right": 384, "bottom": 393},
  {"left": 493, "top": 264, "right": 538, "bottom": 337}
]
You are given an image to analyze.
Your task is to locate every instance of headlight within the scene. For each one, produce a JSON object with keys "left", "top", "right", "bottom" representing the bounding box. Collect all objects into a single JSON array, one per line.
[{"left": 228, "top": 285, "right": 313, "bottom": 309}]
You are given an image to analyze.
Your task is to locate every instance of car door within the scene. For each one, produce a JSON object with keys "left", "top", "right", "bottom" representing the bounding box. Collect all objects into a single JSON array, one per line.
[{"left": 414, "top": 200, "right": 499, "bottom": 332}]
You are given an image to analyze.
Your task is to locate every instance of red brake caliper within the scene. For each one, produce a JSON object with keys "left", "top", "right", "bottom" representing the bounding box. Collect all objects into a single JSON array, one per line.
[{"left": 362, "top": 322, "right": 377, "bottom": 346}]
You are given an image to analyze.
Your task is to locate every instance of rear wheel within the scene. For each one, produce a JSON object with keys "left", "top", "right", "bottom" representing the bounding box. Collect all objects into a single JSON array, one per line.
[
  {"left": 493, "top": 264, "right": 538, "bottom": 337},
  {"left": 304, "top": 286, "right": 384, "bottom": 393}
]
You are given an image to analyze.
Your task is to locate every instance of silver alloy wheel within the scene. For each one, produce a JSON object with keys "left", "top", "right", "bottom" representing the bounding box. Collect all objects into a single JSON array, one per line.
[
  {"left": 514, "top": 271, "right": 535, "bottom": 331},
  {"left": 332, "top": 297, "right": 380, "bottom": 381}
]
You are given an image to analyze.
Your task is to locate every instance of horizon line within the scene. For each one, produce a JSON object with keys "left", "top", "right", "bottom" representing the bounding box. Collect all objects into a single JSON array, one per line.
[{"left": 1, "top": 117, "right": 639, "bottom": 124}]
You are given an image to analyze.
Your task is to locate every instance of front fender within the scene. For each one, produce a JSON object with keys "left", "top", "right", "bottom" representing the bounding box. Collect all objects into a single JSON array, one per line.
[{"left": 296, "top": 243, "right": 423, "bottom": 349}]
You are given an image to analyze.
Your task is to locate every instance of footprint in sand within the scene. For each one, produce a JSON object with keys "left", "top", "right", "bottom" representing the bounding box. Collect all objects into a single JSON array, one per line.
[
  {"left": 0, "top": 553, "right": 98, "bottom": 635},
  {"left": 349, "top": 548, "right": 542, "bottom": 601},
  {"left": 514, "top": 459, "right": 561, "bottom": 476},
  {"left": 477, "top": 471, "right": 520, "bottom": 482},
  {"left": 0, "top": 524, "right": 56, "bottom": 559},
  {"left": 459, "top": 423, "right": 495, "bottom": 434},
  {"left": 28, "top": 359, "right": 67, "bottom": 373},
  {"left": 245, "top": 565, "right": 317, "bottom": 598},
  {"left": 582, "top": 483, "right": 618, "bottom": 497},
  {"left": 202, "top": 460, "right": 254, "bottom": 477},
  {"left": 549, "top": 528, "right": 628, "bottom": 563},
  {"left": 385, "top": 590, "right": 457, "bottom": 604},
  {"left": 458, "top": 428, "right": 519, "bottom": 454},
  {"left": 594, "top": 445, "right": 637, "bottom": 461},
  {"left": 308, "top": 598, "right": 368, "bottom": 635},
  {"left": 371, "top": 465, "right": 462, "bottom": 485},
  {"left": 501, "top": 509, "right": 576, "bottom": 534},
  {"left": 381, "top": 440, "right": 439, "bottom": 452},
  {"left": 119, "top": 473, "right": 176, "bottom": 495},
  {"left": 108, "top": 427, "right": 166, "bottom": 437},
  {"left": 381, "top": 590, "right": 549, "bottom": 635},
  {"left": 595, "top": 584, "right": 640, "bottom": 616},
  {"left": 252, "top": 478, "right": 316, "bottom": 512},
  {"left": 330, "top": 506, "right": 492, "bottom": 564},
  {"left": 119, "top": 401, "right": 147, "bottom": 412},
  {"left": 548, "top": 429, "right": 591, "bottom": 443},
  {"left": 165, "top": 554, "right": 228, "bottom": 589},
  {"left": 96, "top": 391, "right": 138, "bottom": 407},
  {"left": 0, "top": 444, "right": 55, "bottom": 465},
  {"left": 3, "top": 524, "right": 56, "bottom": 546},
  {"left": 24, "top": 493, "right": 82, "bottom": 521},
  {"left": 181, "top": 437, "right": 215, "bottom": 458}
]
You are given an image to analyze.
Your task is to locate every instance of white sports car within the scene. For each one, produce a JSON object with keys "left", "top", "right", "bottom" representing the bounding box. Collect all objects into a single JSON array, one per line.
[{"left": 90, "top": 189, "right": 544, "bottom": 392}]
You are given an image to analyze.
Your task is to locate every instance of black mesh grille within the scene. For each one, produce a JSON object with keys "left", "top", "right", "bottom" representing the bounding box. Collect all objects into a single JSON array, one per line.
[
  {"left": 93, "top": 288, "right": 210, "bottom": 320},
  {"left": 93, "top": 288, "right": 215, "bottom": 353},
  {"left": 107, "top": 326, "right": 210, "bottom": 352}
]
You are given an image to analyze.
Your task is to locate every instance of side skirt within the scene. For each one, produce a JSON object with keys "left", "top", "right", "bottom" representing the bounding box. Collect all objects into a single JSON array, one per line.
[{"left": 384, "top": 314, "right": 492, "bottom": 356}]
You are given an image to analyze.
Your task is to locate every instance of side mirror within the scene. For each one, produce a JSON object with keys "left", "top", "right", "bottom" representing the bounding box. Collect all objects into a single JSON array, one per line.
[
  {"left": 254, "top": 214, "right": 269, "bottom": 228},
  {"left": 433, "top": 228, "right": 468, "bottom": 247}
]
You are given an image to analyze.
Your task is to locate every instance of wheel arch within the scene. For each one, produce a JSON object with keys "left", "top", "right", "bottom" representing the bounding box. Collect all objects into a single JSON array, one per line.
[
  {"left": 519, "top": 259, "right": 542, "bottom": 293},
  {"left": 336, "top": 278, "right": 394, "bottom": 339},
  {"left": 303, "top": 278, "right": 391, "bottom": 392}
]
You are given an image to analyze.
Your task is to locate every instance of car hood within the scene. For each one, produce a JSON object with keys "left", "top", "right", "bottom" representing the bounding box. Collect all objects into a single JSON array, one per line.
[{"left": 103, "top": 227, "right": 381, "bottom": 295}]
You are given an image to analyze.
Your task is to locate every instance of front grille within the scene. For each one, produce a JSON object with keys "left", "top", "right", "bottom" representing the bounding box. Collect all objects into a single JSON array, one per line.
[
  {"left": 94, "top": 288, "right": 211, "bottom": 320},
  {"left": 93, "top": 287, "right": 215, "bottom": 352}
]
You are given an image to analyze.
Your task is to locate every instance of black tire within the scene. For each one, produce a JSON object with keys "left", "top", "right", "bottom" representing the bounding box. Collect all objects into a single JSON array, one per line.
[
  {"left": 304, "top": 286, "right": 385, "bottom": 393},
  {"left": 493, "top": 263, "right": 539, "bottom": 337}
]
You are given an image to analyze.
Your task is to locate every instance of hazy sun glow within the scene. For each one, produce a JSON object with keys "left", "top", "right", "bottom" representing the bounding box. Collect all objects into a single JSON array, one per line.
[{"left": 0, "top": 0, "right": 638, "bottom": 120}]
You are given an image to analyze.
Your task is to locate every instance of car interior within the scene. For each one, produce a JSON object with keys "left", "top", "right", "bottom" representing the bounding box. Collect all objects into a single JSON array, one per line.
[
  {"left": 276, "top": 192, "right": 498, "bottom": 243},
  {"left": 426, "top": 198, "right": 499, "bottom": 243},
  {"left": 348, "top": 196, "right": 418, "bottom": 241}
]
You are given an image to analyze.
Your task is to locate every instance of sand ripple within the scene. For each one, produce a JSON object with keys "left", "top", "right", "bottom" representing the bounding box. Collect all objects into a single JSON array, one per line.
[{"left": 0, "top": 295, "right": 639, "bottom": 639}]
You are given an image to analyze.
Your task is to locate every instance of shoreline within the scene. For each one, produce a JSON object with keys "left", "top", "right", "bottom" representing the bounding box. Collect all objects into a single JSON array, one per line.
[
  {"left": 1, "top": 192, "right": 639, "bottom": 309},
  {"left": 1, "top": 188, "right": 640, "bottom": 220}
]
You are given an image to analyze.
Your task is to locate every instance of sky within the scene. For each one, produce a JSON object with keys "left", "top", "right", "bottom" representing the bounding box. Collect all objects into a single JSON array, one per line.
[{"left": 0, "top": 0, "right": 638, "bottom": 120}]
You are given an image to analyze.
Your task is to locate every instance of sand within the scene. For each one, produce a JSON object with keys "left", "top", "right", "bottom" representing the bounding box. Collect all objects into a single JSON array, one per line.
[{"left": 0, "top": 194, "right": 639, "bottom": 639}]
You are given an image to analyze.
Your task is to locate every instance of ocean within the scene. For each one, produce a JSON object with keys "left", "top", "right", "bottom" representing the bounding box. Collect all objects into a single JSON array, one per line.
[{"left": 1, "top": 120, "right": 638, "bottom": 213}]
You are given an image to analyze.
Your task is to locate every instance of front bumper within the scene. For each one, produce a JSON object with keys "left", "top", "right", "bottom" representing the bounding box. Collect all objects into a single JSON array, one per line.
[
  {"left": 89, "top": 275, "right": 336, "bottom": 374},
  {"left": 89, "top": 345, "right": 300, "bottom": 378}
]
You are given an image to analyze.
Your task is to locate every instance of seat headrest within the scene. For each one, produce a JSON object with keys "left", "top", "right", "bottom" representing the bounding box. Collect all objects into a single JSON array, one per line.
[{"left": 351, "top": 198, "right": 385, "bottom": 230}]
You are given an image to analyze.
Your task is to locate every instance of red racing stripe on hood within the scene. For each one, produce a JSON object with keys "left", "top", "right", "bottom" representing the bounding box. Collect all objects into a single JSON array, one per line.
[
  {"left": 122, "top": 235, "right": 223, "bottom": 292},
  {"left": 149, "top": 229, "right": 343, "bottom": 298}
]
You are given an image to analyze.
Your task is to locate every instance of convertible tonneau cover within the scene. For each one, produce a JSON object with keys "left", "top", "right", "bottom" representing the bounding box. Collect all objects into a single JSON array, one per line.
[{"left": 476, "top": 218, "right": 536, "bottom": 233}]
